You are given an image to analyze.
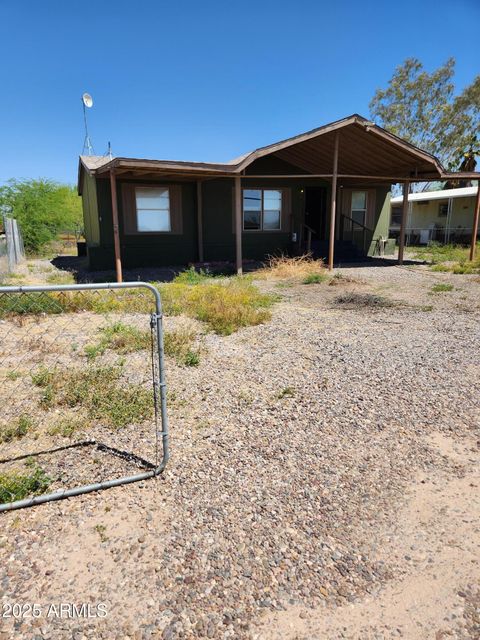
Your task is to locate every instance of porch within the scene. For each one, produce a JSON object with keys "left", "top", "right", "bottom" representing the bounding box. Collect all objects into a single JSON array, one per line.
[{"left": 79, "top": 114, "right": 480, "bottom": 281}]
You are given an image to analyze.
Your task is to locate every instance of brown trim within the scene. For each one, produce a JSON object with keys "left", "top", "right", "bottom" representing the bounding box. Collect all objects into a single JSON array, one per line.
[
  {"left": 328, "top": 132, "right": 339, "bottom": 271},
  {"left": 234, "top": 177, "right": 242, "bottom": 275},
  {"left": 109, "top": 169, "right": 123, "bottom": 283},
  {"left": 121, "top": 183, "right": 183, "bottom": 235},
  {"left": 469, "top": 187, "right": 480, "bottom": 261},
  {"left": 241, "top": 187, "right": 288, "bottom": 233}
]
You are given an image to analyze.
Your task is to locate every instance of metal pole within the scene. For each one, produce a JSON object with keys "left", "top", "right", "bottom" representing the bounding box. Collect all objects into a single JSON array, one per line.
[
  {"left": 445, "top": 197, "right": 453, "bottom": 244},
  {"left": 196, "top": 180, "right": 204, "bottom": 263},
  {"left": 398, "top": 180, "right": 410, "bottom": 264},
  {"left": 234, "top": 176, "right": 243, "bottom": 275},
  {"left": 469, "top": 186, "right": 480, "bottom": 261},
  {"left": 109, "top": 169, "right": 123, "bottom": 283},
  {"left": 328, "top": 132, "right": 339, "bottom": 271}
]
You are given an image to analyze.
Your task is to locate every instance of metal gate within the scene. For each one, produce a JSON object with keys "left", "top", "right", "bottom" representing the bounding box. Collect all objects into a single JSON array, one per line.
[{"left": 0, "top": 282, "right": 169, "bottom": 511}]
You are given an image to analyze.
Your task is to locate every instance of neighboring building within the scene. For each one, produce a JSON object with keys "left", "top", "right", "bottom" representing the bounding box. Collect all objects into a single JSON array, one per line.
[
  {"left": 77, "top": 114, "right": 480, "bottom": 276},
  {"left": 390, "top": 186, "right": 479, "bottom": 245}
]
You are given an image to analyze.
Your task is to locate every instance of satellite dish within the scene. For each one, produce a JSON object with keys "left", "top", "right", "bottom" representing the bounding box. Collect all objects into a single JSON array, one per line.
[{"left": 82, "top": 93, "right": 93, "bottom": 108}]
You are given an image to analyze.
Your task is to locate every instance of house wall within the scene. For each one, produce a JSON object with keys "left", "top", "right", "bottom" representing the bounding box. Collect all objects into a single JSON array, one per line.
[
  {"left": 407, "top": 196, "right": 474, "bottom": 232},
  {"left": 88, "top": 178, "right": 198, "bottom": 270},
  {"left": 85, "top": 170, "right": 393, "bottom": 270},
  {"left": 390, "top": 194, "right": 477, "bottom": 244},
  {"left": 81, "top": 171, "right": 100, "bottom": 246}
]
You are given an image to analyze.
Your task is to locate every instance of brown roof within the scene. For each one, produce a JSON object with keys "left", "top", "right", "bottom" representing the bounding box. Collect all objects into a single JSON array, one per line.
[{"left": 78, "top": 114, "right": 480, "bottom": 192}]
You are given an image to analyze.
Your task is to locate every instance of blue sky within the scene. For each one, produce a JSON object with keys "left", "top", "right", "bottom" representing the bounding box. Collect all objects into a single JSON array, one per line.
[{"left": 0, "top": 0, "right": 478, "bottom": 185}]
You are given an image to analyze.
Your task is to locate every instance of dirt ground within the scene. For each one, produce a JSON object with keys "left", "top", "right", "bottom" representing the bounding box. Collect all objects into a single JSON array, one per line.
[{"left": 0, "top": 260, "right": 479, "bottom": 640}]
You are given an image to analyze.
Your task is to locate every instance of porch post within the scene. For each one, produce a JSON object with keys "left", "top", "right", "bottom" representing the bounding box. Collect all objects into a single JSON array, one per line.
[
  {"left": 469, "top": 185, "right": 480, "bottom": 261},
  {"left": 398, "top": 180, "right": 410, "bottom": 265},
  {"left": 234, "top": 176, "right": 243, "bottom": 274},
  {"left": 196, "top": 180, "right": 204, "bottom": 263},
  {"left": 328, "top": 132, "right": 340, "bottom": 271},
  {"left": 109, "top": 168, "right": 123, "bottom": 283}
]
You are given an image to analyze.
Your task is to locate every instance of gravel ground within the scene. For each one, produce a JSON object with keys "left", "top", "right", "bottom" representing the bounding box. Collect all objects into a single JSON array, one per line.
[{"left": 0, "top": 263, "right": 479, "bottom": 639}]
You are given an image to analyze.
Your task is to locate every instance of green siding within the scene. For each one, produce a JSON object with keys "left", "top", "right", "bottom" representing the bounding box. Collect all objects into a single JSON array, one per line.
[
  {"left": 83, "top": 167, "right": 393, "bottom": 270},
  {"left": 81, "top": 172, "right": 100, "bottom": 245},
  {"left": 89, "top": 178, "right": 197, "bottom": 270},
  {"left": 368, "top": 188, "right": 391, "bottom": 256}
]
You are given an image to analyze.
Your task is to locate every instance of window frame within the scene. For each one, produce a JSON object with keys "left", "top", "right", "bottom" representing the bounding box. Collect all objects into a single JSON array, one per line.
[
  {"left": 391, "top": 205, "right": 402, "bottom": 227},
  {"left": 350, "top": 190, "right": 367, "bottom": 227},
  {"left": 242, "top": 188, "right": 283, "bottom": 232},
  {"left": 121, "top": 183, "right": 182, "bottom": 236},
  {"left": 134, "top": 186, "right": 172, "bottom": 234}
]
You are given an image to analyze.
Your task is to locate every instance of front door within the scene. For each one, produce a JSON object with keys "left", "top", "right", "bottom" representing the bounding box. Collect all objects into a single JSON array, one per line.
[{"left": 304, "top": 187, "right": 327, "bottom": 240}]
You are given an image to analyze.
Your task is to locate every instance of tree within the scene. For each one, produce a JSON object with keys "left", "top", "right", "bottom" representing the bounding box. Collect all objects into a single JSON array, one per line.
[
  {"left": 0, "top": 179, "right": 82, "bottom": 254},
  {"left": 369, "top": 58, "right": 480, "bottom": 171}
]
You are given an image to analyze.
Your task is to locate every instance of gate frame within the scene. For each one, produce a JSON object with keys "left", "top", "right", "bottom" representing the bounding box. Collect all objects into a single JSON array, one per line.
[{"left": 0, "top": 282, "right": 169, "bottom": 512}]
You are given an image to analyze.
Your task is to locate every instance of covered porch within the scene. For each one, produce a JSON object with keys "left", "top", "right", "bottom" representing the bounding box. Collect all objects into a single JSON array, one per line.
[{"left": 83, "top": 115, "right": 480, "bottom": 281}]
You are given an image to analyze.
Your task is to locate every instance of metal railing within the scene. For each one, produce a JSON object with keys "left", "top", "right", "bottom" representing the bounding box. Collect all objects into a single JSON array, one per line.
[
  {"left": 339, "top": 214, "right": 371, "bottom": 254},
  {"left": 303, "top": 223, "right": 317, "bottom": 253},
  {"left": 0, "top": 282, "right": 169, "bottom": 511}
]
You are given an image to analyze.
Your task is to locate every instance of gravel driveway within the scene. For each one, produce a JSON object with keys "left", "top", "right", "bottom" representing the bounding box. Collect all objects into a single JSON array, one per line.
[{"left": 0, "top": 264, "right": 479, "bottom": 639}]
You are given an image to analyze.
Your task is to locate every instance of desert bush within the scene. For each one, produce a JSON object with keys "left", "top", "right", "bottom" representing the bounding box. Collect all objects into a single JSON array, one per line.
[
  {"left": 255, "top": 254, "right": 326, "bottom": 281},
  {"left": 0, "top": 414, "right": 34, "bottom": 443},
  {"left": 85, "top": 322, "right": 151, "bottom": 360},
  {"left": 164, "top": 328, "right": 200, "bottom": 366},
  {"left": 430, "top": 283, "right": 454, "bottom": 293},
  {"left": 0, "top": 465, "right": 51, "bottom": 503},
  {"left": 159, "top": 277, "right": 274, "bottom": 335},
  {"left": 32, "top": 365, "right": 152, "bottom": 429}
]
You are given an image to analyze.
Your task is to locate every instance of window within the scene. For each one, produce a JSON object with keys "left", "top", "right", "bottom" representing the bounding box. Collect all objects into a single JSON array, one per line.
[
  {"left": 243, "top": 189, "right": 282, "bottom": 231},
  {"left": 438, "top": 202, "right": 448, "bottom": 217},
  {"left": 135, "top": 187, "right": 171, "bottom": 232},
  {"left": 391, "top": 206, "right": 402, "bottom": 226},
  {"left": 351, "top": 191, "right": 367, "bottom": 226}
]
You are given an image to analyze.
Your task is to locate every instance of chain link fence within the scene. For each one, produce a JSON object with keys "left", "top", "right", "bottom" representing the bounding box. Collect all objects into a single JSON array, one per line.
[{"left": 0, "top": 282, "right": 169, "bottom": 511}]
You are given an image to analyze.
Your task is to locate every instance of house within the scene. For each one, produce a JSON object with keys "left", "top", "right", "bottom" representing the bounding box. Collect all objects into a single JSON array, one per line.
[
  {"left": 77, "top": 114, "right": 480, "bottom": 280},
  {"left": 390, "top": 186, "right": 479, "bottom": 245}
]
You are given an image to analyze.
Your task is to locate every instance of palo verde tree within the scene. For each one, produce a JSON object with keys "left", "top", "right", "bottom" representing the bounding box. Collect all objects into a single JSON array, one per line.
[
  {"left": 369, "top": 58, "right": 480, "bottom": 172},
  {"left": 0, "top": 179, "right": 82, "bottom": 254}
]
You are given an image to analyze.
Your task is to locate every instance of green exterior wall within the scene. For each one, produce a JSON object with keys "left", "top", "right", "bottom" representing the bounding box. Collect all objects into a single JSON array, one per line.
[
  {"left": 83, "top": 165, "right": 393, "bottom": 270},
  {"left": 367, "top": 188, "right": 392, "bottom": 256},
  {"left": 81, "top": 171, "right": 100, "bottom": 246}
]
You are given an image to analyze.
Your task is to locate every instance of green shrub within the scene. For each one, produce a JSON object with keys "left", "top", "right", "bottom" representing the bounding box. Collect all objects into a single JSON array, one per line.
[
  {"left": 173, "top": 267, "right": 213, "bottom": 285},
  {"left": 431, "top": 283, "right": 454, "bottom": 293},
  {"left": 47, "top": 415, "right": 86, "bottom": 437},
  {"left": 85, "top": 322, "right": 150, "bottom": 359},
  {"left": 0, "top": 414, "right": 34, "bottom": 443},
  {"left": 302, "top": 273, "right": 327, "bottom": 284},
  {"left": 0, "top": 466, "right": 51, "bottom": 503},
  {"left": 159, "top": 277, "right": 274, "bottom": 335},
  {"left": 32, "top": 365, "right": 152, "bottom": 429},
  {"left": 164, "top": 329, "right": 200, "bottom": 366}
]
